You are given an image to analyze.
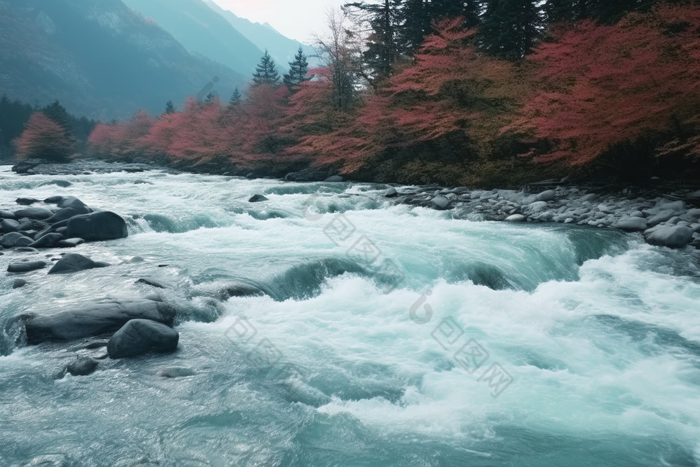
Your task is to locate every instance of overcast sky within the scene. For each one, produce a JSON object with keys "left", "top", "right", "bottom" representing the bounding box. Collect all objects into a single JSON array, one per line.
[{"left": 210, "top": 0, "right": 346, "bottom": 43}]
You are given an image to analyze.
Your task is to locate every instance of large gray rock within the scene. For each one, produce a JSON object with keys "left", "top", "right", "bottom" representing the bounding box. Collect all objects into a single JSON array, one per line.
[
  {"left": 7, "top": 261, "right": 47, "bottom": 273},
  {"left": 66, "top": 212, "right": 128, "bottom": 242},
  {"left": 431, "top": 196, "right": 451, "bottom": 210},
  {"left": 384, "top": 187, "right": 398, "bottom": 198},
  {"left": 1, "top": 219, "right": 20, "bottom": 233},
  {"left": 647, "top": 209, "right": 676, "bottom": 226},
  {"left": 45, "top": 206, "right": 90, "bottom": 224},
  {"left": 0, "top": 210, "right": 16, "bottom": 219},
  {"left": 43, "top": 196, "right": 64, "bottom": 204},
  {"left": 48, "top": 253, "right": 109, "bottom": 274},
  {"left": 16, "top": 197, "right": 40, "bottom": 206},
  {"left": 57, "top": 196, "right": 88, "bottom": 210},
  {"left": 14, "top": 207, "right": 53, "bottom": 220},
  {"left": 24, "top": 299, "right": 176, "bottom": 344},
  {"left": 29, "top": 233, "right": 65, "bottom": 249},
  {"left": 107, "top": 319, "right": 179, "bottom": 359},
  {"left": 613, "top": 217, "right": 648, "bottom": 232},
  {"left": 0, "top": 232, "right": 34, "bottom": 248},
  {"left": 505, "top": 214, "right": 526, "bottom": 222},
  {"left": 644, "top": 225, "right": 694, "bottom": 249},
  {"left": 536, "top": 190, "right": 556, "bottom": 202}
]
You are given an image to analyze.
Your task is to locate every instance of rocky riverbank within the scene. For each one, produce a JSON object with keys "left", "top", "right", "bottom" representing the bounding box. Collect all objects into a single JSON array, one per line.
[
  {"left": 380, "top": 184, "right": 700, "bottom": 249},
  {"left": 0, "top": 192, "right": 182, "bottom": 377}
]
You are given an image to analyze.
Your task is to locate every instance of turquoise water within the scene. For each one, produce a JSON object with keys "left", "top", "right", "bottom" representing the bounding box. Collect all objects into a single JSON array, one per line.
[{"left": 1, "top": 166, "right": 699, "bottom": 466}]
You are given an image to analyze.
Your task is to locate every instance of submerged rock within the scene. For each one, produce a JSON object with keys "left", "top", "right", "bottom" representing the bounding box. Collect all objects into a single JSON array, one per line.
[
  {"left": 7, "top": 261, "right": 47, "bottom": 273},
  {"left": 24, "top": 299, "right": 176, "bottom": 344},
  {"left": 66, "top": 357, "right": 99, "bottom": 376},
  {"left": 12, "top": 279, "right": 28, "bottom": 289},
  {"left": 48, "top": 253, "right": 109, "bottom": 274},
  {"left": 107, "top": 319, "right": 179, "bottom": 359},
  {"left": 248, "top": 194, "right": 269, "bottom": 203},
  {"left": 66, "top": 211, "right": 128, "bottom": 242},
  {"left": 158, "top": 367, "right": 196, "bottom": 378},
  {"left": 136, "top": 277, "right": 167, "bottom": 289}
]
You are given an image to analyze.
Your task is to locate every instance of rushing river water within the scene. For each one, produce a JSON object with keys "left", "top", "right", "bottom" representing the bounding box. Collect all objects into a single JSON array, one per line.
[{"left": 1, "top": 165, "right": 699, "bottom": 466}]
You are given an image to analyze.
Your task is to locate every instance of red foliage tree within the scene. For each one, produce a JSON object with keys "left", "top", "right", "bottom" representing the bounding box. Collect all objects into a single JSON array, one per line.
[
  {"left": 512, "top": 4, "right": 700, "bottom": 165},
  {"left": 89, "top": 110, "right": 154, "bottom": 157},
  {"left": 14, "top": 112, "right": 74, "bottom": 161}
]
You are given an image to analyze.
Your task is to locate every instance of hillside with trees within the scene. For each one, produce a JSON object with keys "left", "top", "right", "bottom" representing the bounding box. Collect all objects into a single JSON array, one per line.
[{"left": 85, "top": 0, "right": 700, "bottom": 187}]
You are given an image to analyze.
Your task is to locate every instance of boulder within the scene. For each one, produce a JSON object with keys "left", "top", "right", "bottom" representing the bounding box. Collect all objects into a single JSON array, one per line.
[
  {"left": 324, "top": 175, "right": 343, "bottom": 182},
  {"left": 57, "top": 238, "right": 85, "bottom": 248},
  {"left": 536, "top": 190, "right": 556, "bottom": 202},
  {"left": 66, "top": 357, "right": 99, "bottom": 376},
  {"left": 613, "top": 217, "right": 648, "bottom": 232},
  {"left": 7, "top": 261, "right": 47, "bottom": 273},
  {"left": 1, "top": 219, "right": 20, "bottom": 233},
  {"left": 29, "top": 233, "right": 65, "bottom": 249},
  {"left": 384, "top": 187, "right": 398, "bottom": 198},
  {"left": 219, "top": 282, "right": 265, "bottom": 299},
  {"left": 431, "top": 196, "right": 451, "bottom": 210},
  {"left": 248, "top": 194, "right": 269, "bottom": 203},
  {"left": 505, "top": 214, "right": 526, "bottom": 222},
  {"left": 14, "top": 207, "right": 53, "bottom": 220},
  {"left": 44, "top": 196, "right": 64, "bottom": 204},
  {"left": 13, "top": 279, "right": 27, "bottom": 289},
  {"left": 45, "top": 206, "right": 90, "bottom": 224},
  {"left": 57, "top": 196, "right": 88, "bottom": 210},
  {"left": 24, "top": 299, "right": 176, "bottom": 344},
  {"left": 16, "top": 198, "right": 40, "bottom": 206},
  {"left": 647, "top": 209, "right": 676, "bottom": 226},
  {"left": 19, "top": 219, "right": 48, "bottom": 232},
  {"left": 0, "top": 210, "right": 16, "bottom": 219},
  {"left": 528, "top": 201, "right": 549, "bottom": 211},
  {"left": 644, "top": 225, "right": 694, "bottom": 249},
  {"left": 66, "top": 212, "right": 128, "bottom": 242},
  {"left": 107, "top": 319, "right": 179, "bottom": 359},
  {"left": 0, "top": 232, "right": 34, "bottom": 248},
  {"left": 48, "top": 253, "right": 109, "bottom": 274}
]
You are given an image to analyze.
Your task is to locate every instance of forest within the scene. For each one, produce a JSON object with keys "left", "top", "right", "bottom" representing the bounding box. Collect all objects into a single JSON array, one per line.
[{"left": 11, "top": 0, "right": 700, "bottom": 186}]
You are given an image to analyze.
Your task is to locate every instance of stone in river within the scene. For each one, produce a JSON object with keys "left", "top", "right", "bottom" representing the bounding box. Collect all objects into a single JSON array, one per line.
[
  {"left": 644, "top": 225, "right": 694, "bottom": 249},
  {"left": 57, "top": 196, "right": 88, "bottom": 210},
  {"left": 24, "top": 299, "right": 176, "bottom": 344},
  {"left": 57, "top": 238, "right": 85, "bottom": 248},
  {"left": 1, "top": 219, "right": 20, "bottom": 233},
  {"left": 647, "top": 209, "right": 676, "bottom": 226},
  {"left": 505, "top": 214, "right": 526, "bottom": 222},
  {"left": 16, "top": 198, "right": 40, "bottom": 206},
  {"left": 48, "top": 253, "right": 109, "bottom": 274},
  {"left": 66, "top": 212, "right": 128, "bottom": 242},
  {"left": 14, "top": 207, "right": 53, "bottom": 220},
  {"left": 29, "top": 233, "right": 65, "bottom": 249},
  {"left": 107, "top": 319, "right": 179, "bottom": 359},
  {"left": 7, "top": 261, "right": 47, "bottom": 273},
  {"left": 384, "top": 187, "right": 398, "bottom": 198},
  {"left": 66, "top": 357, "right": 99, "bottom": 376},
  {"left": 44, "top": 196, "right": 64, "bottom": 204},
  {"left": 0, "top": 232, "right": 34, "bottom": 248},
  {"left": 136, "top": 277, "right": 167, "bottom": 289},
  {"left": 13, "top": 279, "right": 28, "bottom": 289},
  {"left": 0, "top": 210, "right": 16, "bottom": 219},
  {"left": 431, "top": 196, "right": 451, "bottom": 210},
  {"left": 248, "top": 194, "right": 269, "bottom": 203},
  {"left": 45, "top": 206, "right": 90, "bottom": 224}
]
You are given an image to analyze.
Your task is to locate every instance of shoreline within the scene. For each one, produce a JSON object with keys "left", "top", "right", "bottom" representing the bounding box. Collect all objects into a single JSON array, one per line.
[{"left": 5, "top": 158, "right": 700, "bottom": 250}]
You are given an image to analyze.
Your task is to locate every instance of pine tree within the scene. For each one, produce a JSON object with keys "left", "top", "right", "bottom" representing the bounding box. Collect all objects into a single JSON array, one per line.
[
  {"left": 283, "top": 47, "right": 310, "bottom": 89},
  {"left": 41, "top": 101, "right": 73, "bottom": 138},
  {"left": 230, "top": 88, "right": 242, "bottom": 105},
  {"left": 164, "top": 100, "right": 176, "bottom": 115},
  {"left": 480, "top": 0, "right": 542, "bottom": 60},
  {"left": 252, "top": 50, "right": 281, "bottom": 86}
]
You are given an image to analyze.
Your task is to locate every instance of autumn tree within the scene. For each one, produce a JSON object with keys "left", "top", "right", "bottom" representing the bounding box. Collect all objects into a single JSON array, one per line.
[
  {"left": 283, "top": 47, "right": 310, "bottom": 89},
  {"left": 252, "top": 50, "right": 281, "bottom": 86},
  {"left": 14, "top": 112, "right": 74, "bottom": 161},
  {"left": 511, "top": 4, "right": 700, "bottom": 165}
]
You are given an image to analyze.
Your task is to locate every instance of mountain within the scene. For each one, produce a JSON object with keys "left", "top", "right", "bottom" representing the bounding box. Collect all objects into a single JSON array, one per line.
[
  {"left": 203, "top": 0, "right": 318, "bottom": 71},
  {"left": 120, "top": 0, "right": 264, "bottom": 76},
  {"left": 0, "top": 0, "right": 246, "bottom": 119}
]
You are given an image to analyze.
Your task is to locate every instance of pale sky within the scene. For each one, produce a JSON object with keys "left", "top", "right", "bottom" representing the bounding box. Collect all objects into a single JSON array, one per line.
[{"left": 211, "top": 0, "right": 346, "bottom": 43}]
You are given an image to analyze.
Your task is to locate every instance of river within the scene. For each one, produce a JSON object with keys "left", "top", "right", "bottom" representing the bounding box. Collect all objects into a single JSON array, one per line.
[{"left": 1, "top": 166, "right": 699, "bottom": 466}]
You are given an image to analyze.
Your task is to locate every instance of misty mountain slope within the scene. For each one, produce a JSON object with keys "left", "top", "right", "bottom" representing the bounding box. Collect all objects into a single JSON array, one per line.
[
  {"left": 0, "top": 0, "right": 245, "bottom": 119},
  {"left": 121, "top": 0, "right": 263, "bottom": 75},
  {"left": 203, "top": 0, "right": 318, "bottom": 70}
]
